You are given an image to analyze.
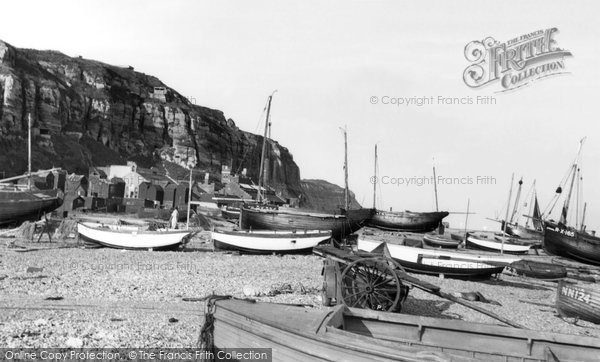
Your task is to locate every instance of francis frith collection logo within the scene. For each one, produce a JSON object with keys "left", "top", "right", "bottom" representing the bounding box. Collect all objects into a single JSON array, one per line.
[{"left": 463, "top": 28, "right": 572, "bottom": 91}]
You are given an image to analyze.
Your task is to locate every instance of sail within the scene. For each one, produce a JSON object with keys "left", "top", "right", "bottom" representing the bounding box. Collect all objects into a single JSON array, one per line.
[{"left": 532, "top": 196, "right": 543, "bottom": 231}]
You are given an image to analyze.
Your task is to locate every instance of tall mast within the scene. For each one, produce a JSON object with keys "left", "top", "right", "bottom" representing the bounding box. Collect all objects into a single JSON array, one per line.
[
  {"left": 28, "top": 114, "right": 32, "bottom": 191},
  {"left": 432, "top": 158, "right": 439, "bottom": 212},
  {"left": 502, "top": 173, "right": 515, "bottom": 253},
  {"left": 257, "top": 92, "right": 275, "bottom": 203},
  {"left": 561, "top": 137, "right": 586, "bottom": 225},
  {"left": 372, "top": 144, "right": 377, "bottom": 209},
  {"left": 509, "top": 178, "right": 523, "bottom": 224},
  {"left": 575, "top": 168, "right": 581, "bottom": 230},
  {"left": 581, "top": 202, "right": 587, "bottom": 232},
  {"left": 341, "top": 126, "right": 349, "bottom": 211},
  {"left": 526, "top": 180, "right": 536, "bottom": 228}
]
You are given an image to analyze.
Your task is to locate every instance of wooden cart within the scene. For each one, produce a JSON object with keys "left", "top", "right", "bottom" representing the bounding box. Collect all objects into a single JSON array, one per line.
[{"left": 314, "top": 245, "right": 440, "bottom": 312}]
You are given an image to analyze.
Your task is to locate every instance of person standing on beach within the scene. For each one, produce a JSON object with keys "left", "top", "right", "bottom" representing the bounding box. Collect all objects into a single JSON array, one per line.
[{"left": 170, "top": 206, "right": 179, "bottom": 229}]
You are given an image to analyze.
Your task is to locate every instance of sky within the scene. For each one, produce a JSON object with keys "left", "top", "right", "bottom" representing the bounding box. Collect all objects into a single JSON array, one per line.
[{"left": 1, "top": 0, "right": 599, "bottom": 231}]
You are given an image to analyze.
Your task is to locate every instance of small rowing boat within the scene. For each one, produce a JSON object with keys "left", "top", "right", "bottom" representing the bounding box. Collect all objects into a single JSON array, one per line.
[
  {"left": 505, "top": 260, "right": 567, "bottom": 280},
  {"left": 211, "top": 229, "right": 331, "bottom": 254},
  {"left": 358, "top": 237, "right": 519, "bottom": 278},
  {"left": 201, "top": 297, "right": 600, "bottom": 361},
  {"left": 556, "top": 281, "right": 600, "bottom": 324},
  {"left": 466, "top": 232, "right": 531, "bottom": 254},
  {"left": 422, "top": 233, "right": 460, "bottom": 249},
  {"left": 76, "top": 222, "right": 192, "bottom": 250}
]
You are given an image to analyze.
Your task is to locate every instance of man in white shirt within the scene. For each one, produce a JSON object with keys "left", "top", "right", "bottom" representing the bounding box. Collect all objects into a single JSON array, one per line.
[{"left": 170, "top": 206, "right": 179, "bottom": 229}]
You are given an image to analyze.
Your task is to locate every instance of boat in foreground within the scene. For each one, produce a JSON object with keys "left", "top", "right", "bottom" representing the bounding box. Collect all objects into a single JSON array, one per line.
[
  {"left": 211, "top": 229, "right": 331, "bottom": 254},
  {"left": 466, "top": 232, "right": 531, "bottom": 254},
  {"left": 77, "top": 222, "right": 191, "bottom": 250},
  {"left": 0, "top": 188, "right": 63, "bottom": 226},
  {"left": 203, "top": 297, "right": 600, "bottom": 362},
  {"left": 358, "top": 237, "right": 519, "bottom": 278},
  {"left": 556, "top": 280, "right": 600, "bottom": 324}
]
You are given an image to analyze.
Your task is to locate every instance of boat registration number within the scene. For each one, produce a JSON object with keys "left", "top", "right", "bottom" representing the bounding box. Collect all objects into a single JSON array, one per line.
[
  {"left": 549, "top": 226, "right": 575, "bottom": 237},
  {"left": 561, "top": 285, "right": 592, "bottom": 304}
]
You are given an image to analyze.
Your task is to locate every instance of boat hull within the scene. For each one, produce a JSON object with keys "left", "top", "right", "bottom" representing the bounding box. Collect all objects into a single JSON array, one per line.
[
  {"left": 358, "top": 238, "right": 516, "bottom": 278},
  {"left": 506, "top": 260, "right": 567, "bottom": 280},
  {"left": 240, "top": 207, "right": 366, "bottom": 239},
  {"left": 212, "top": 229, "right": 331, "bottom": 254},
  {"left": 0, "top": 189, "right": 63, "bottom": 225},
  {"left": 77, "top": 222, "right": 191, "bottom": 250},
  {"left": 221, "top": 207, "right": 240, "bottom": 220},
  {"left": 422, "top": 233, "right": 459, "bottom": 249},
  {"left": 543, "top": 222, "right": 600, "bottom": 265},
  {"left": 503, "top": 222, "right": 544, "bottom": 239},
  {"left": 366, "top": 210, "right": 449, "bottom": 232},
  {"left": 208, "top": 298, "right": 600, "bottom": 362},
  {"left": 466, "top": 233, "right": 531, "bottom": 254},
  {"left": 556, "top": 281, "right": 600, "bottom": 324}
]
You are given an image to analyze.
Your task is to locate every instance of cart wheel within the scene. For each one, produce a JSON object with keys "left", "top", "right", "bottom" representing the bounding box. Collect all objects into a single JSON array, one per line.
[{"left": 340, "top": 257, "right": 402, "bottom": 312}]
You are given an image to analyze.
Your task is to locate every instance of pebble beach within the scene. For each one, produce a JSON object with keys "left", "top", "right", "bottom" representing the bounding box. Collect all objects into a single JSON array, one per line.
[{"left": 1, "top": 229, "right": 599, "bottom": 349}]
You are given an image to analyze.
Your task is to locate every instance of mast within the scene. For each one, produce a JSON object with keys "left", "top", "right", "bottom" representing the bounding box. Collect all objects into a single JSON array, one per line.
[
  {"left": 257, "top": 92, "right": 275, "bottom": 203},
  {"left": 575, "top": 168, "right": 580, "bottom": 230},
  {"left": 372, "top": 144, "right": 377, "bottom": 209},
  {"left": 463, "top": 198, "right": 470, "bottom": 243},
  {"left": 581, "top": 202, "right": 587, "bottom": 232},
  {"left": 502, "top": 173, "right": 515, "bottom": 254},
  {"left": 526, "top": 180, "right": 536, "bottom": 228},
  {"left": 432, "top": 158, "right": 439, "bottom": 212},
  {"left": 341, "top": 126, "right": 349, "bottom": 211},
  {"left": 28, "top": 114, "right": 32, "bottom": 191},
  {"left": 186, "top": 166, "right": 193, "bottom": 230},
  {"left": 560, "top": 138, "right": 586, "bottom": 225},
  {"left": 509, "top": 178, "right": 523, "bottom": 224}
]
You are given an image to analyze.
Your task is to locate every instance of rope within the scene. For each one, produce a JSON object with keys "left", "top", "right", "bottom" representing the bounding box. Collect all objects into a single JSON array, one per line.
[{"left": 197, "top": 295, "right": 233, "bottom": 361}]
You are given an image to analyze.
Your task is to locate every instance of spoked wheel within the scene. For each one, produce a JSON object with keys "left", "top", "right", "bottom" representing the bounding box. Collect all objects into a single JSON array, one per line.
[{"left": 340, "top": 257, "right": 402, "bottom": 312}]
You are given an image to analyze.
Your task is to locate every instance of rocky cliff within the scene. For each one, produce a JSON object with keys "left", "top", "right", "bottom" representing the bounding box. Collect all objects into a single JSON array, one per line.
[
  {"left": 300, "top": 179, "right": 361, "bottom": 213},
  {"left": 0, "top": 40, "right": 301, "bottom": 198}
]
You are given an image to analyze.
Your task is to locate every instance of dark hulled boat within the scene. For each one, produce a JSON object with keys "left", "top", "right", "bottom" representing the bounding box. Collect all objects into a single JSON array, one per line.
[
  {"left": 366, "top": 210, "right": 449, "bottom": 232},
  {"left": 240, "top": 206, "right": 371, "bottom": 239},
  {"left": 0, "top": 188, "right": 63, "bottom": 226},
  {"left": 544, "top": 221, "right": 600, "bottom": 265}
]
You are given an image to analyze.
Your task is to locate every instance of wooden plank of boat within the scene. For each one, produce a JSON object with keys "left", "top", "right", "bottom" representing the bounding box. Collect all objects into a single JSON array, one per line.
[
  {"left": 466, "top": 232, "right": 531, "bottom": 254},
  {"left": 422, "top": 233, "right": 459, "bottom": 249},
  {"left": 544, "top": 221, "right": 600, "bottom": 266},
  {"left": 76, "top": 222, "right": 191, "bottom": 250},
  {"left": 357, "top": 237, "right": 519, "bottom": 278},
  {"left": 366, "top": 210, "right": 449, "bottom": 232},
  {"left": 211, "top": 229, "right": 331, "bottom": 254},
  {"left": 505, "top": 260, "right": 567, "bottom": 280},
  {"left": 556, "top": 280, "right": 600, "bottom": 324},
  {"left": 208, "top": 298, "right": 600, "bottom": 362}
]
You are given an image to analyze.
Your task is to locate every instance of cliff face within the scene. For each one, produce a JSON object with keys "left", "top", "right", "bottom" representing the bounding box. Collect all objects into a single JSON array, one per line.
[
  {"left": 0, "top": 40, "right": 301, "bottom": 198},
  {"left": 300, "top": 179, "right": 361, "bottom": 213}
]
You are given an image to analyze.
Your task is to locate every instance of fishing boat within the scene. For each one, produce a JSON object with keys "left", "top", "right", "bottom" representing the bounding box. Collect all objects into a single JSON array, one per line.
[
  {"left": 211, "top": 229, "right": 331, "bottom": 253},
  {"left": 77, "top": 222, "right": 192, "bottom": 250},
  {"left": 201, "top": 297, "right": 600, "bottom": 361},
  {"left": 240, "top": 207, "right": 362, "bottom": 240},
  {"left": 240, "top": 123, "right": 371, "bottom": 239},
  {"left": 422, "top": 232, "right": 460, "bottom": 249},
  {"left": 358, "top": 237, "right": 518, "bottom": 278},
  {"left": 466, "top": 232, "right": 531, "bottom": 254},
  {"left": 556, "top": 280, "right": 600, "bottom": 324},
  {"left": 367, "top": 145, "right": 448, "bottom": 232},
  {"left": 542, "top": 138, "right": 600, "bottom": 265},
  {"left": 221, "top": 206, "right": 241, "bottom": 220},
  {"left": 506, "top": 260, "right": 567, "bottom": 280},
  {"left": 0, "top": 115, "right": 63, "bottom": 225},
  {"left": 496, "top": 177, "right": 545, "bottom": 239},
  {"left": 0, "top": 187, "right": 63, "bottom": 226}
]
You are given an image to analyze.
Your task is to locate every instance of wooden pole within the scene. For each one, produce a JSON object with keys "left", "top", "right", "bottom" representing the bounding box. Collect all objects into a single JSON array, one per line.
[
  {"left": 257, "top": 92, "right": 275, "bottom": 203},
  {"left": 372, "top": 144, "right": 377, "bottom": 209},
  {"left": 463, "top": 198, "right": 470, "bottom": 243},
  {"left": 28, "top": 114, "right": 32, "bottom": 191},
  {"left": 581, "top": 202, "right": 587, "bottom": 232},
  {"left": 501, "top": 174, "right": 515, "bottom": 254},
  {"left": 186, "top": 167, "right": 193, "bottom": 230},
  {"left": 342, "top": 126, "right": 349, "bottom": 212},
  {"left": 432, "top": 158, "right": 439, "bottom": 212}
]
